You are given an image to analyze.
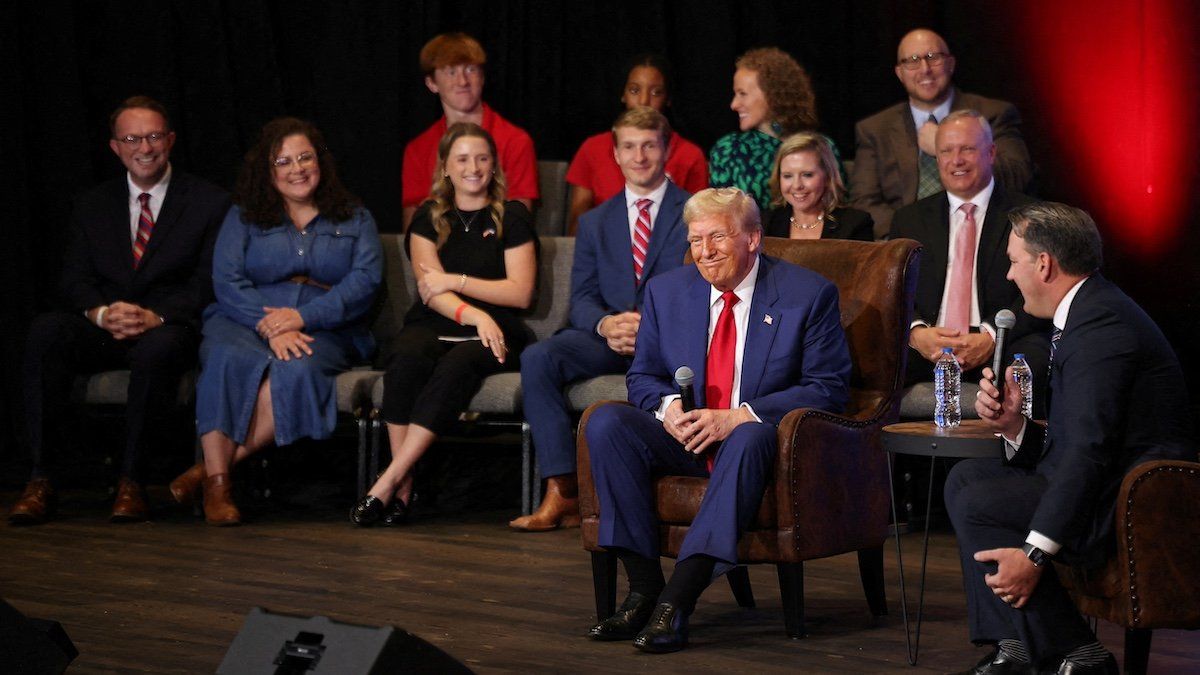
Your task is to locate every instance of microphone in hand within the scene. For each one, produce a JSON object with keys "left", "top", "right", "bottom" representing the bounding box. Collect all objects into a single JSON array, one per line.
[
  {"left": 674, "top": 365, "right": 696, "bottom": 412},
  {"left": 991, "top": 309, "right": 1017, "bottom": 397}
]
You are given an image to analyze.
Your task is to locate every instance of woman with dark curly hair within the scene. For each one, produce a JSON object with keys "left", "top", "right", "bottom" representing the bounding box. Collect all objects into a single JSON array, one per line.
[
  {"left": 350, "top": 122, "right": 537, "bottom": 527},
  {"left": 764, "top": 132, "right": 873, "bottom": 241},
  {"left": 709, "top": 47, "right": 842, "bottom": 211},
  {"left": 170, "top": 117, "right": 382, "bottom": 525}
]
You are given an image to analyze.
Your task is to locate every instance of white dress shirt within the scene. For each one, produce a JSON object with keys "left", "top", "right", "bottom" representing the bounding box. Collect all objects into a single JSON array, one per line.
[
  {"left": 596, "top": 178, "right": 671, "bottom": 335},
  {"left": 917, "top": 178, "right": 997, "bottom": 336}
]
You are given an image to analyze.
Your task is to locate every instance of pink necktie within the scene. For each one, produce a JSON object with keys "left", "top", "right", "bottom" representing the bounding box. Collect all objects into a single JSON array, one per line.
[
  {"left": 944, "top": 203, "right": 977, "bottom": 334},
  {"left": 632, "top": 198, "right": 652, "bottom": 284},
  {"left": 132, "top": 192, "right": 155, "bottom": 268}
]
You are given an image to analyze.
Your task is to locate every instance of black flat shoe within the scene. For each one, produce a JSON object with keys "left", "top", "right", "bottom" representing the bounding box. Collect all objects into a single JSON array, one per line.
[
  {"left": 350, "top": 495, "right": 385, "bottom": 526},
  {"left": 380, "top": 493, "right": 415, "bottom": 526}
]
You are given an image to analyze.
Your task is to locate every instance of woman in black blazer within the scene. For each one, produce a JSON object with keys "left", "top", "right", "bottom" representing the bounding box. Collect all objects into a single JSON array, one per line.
[{"left": 764, "top": 132, "right": 874, "bottom": 241}]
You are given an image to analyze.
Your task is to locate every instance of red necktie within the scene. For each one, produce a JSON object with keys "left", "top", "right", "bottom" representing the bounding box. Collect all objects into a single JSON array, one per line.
[
  {"left": 632, "top": 198, "right": 652, "bottom": 284},
  {"left": 944, "top": 202, "right": 976, "bottom": 333},
  {"left": 132, "top": 192, "right": 155, "bottom": 268},
  {"left": 703, "top": 290, "right": 739, "bottom": 471}
]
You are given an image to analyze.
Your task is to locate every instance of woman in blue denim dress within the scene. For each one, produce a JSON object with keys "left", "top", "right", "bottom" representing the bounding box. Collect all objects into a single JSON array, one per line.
[{"left": 173, "top": 117, "right": 382, "bottom": 525}]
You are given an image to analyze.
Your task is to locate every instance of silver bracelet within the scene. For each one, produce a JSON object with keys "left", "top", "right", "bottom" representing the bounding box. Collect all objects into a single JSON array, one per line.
[{"left": 458, "top": 273, "right": 467, "bottom": 292}]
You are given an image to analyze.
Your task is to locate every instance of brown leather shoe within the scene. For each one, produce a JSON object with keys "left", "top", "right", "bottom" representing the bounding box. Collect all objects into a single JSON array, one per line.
[
  {"left": 203, "top": 473, "right": 241, "bottom": 526},
  {"left": 169, "top": 463, "right": 206, "bottom": 505},
  {"left": 508, "top": 474, "right": 580, "bottom": 532},
  {"left": 9, "top": 479, "right": 55, "bottom": 525},
  {"left": 111, "top": 478, "right": 149, "bottom": 522}
]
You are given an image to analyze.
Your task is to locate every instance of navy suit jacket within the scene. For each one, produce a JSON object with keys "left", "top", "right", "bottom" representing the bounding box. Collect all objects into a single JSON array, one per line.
[
  {"left": 59, "top": 171, "right": 230, "bottom": 329},
  {"left": 568, "top": 181, "right": 690, "bottom": 332},
  {"left": 627, "top": 254, "right": 851, "bottom": 426},
  {"left": 1009, "top": 275, "right": 1194, "bottom": 567}
]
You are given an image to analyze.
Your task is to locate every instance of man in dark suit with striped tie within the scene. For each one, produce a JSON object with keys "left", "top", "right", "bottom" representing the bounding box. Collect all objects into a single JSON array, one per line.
[
  {"left": 950, "top": 202, "right": 1193, "bottom": 674},
  {"left": 8, "top": 96, "right": 229, "bottom": 525}
]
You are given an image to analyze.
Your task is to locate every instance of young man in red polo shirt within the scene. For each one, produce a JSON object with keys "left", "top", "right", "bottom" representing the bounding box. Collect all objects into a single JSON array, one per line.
[{"left": 401, "top": 32, "right": 539, "bottom": 230}]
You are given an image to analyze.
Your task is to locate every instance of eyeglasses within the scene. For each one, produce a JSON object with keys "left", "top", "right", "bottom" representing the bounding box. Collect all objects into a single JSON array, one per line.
[
  {"left": 115, "top": 132, "right": 171, "bottom": 146},
  {"left": 897, "top": 51, "right": 949, "bottom": 70},
  {"left": 272, "top": 152, "right": 317, "bottom": 169}
]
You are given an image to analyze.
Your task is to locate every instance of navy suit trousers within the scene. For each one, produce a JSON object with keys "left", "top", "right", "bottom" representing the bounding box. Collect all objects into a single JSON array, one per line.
[
  {"left": 586, "top": 402, "right": 776, "bottom": 568},
  {"left": 521, "top": 328, "right": 630, "bottom": 479},
  {"left": 944, "top": 458, "right": 1096, "bottom": 661}
]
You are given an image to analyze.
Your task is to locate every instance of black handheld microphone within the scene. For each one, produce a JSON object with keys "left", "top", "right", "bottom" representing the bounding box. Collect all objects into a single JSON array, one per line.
[
  {"left": 991, "top": 309, "right": 1017, "bottom": 396},
  {"left": 674, "top": 366, "right": 696, "bottom": 412}
]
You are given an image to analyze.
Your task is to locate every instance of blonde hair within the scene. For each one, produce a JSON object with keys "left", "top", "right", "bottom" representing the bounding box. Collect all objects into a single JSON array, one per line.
[
  {"left": 429, "top": 123, "right": 507, "bottom": 248},
  {"left": 610, "top": 106, "right": 672, "bottom": 147},
  {"left": 683, "top": 187, "right": 761, "bottom": 234},
  {"left": 768, "top": 132, "right": 845, "bottom": 218}
]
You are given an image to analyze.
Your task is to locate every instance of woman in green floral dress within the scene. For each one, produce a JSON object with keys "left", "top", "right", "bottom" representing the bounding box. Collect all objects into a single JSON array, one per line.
[{"left": 709, "top": 47, "right": 842, "bottom": 212}]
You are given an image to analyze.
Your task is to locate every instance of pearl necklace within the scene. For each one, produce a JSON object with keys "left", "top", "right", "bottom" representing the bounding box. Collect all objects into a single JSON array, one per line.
[{"left": 789, "top": 213, "right": 824, "bottom": 230}]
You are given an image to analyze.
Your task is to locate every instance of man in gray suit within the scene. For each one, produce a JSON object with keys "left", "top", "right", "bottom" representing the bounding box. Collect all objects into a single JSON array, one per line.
[{"left": 850, "top": 28, "right": 1033, "bottom": 238}]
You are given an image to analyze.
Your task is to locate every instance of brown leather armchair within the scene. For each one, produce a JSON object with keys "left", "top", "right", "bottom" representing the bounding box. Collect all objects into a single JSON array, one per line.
[
  {"left": 1055, "top": 459, "right": 1200, "bottom": 675},
  {"left": 576, "top": 237, "right": 922, "bottom": 637}
]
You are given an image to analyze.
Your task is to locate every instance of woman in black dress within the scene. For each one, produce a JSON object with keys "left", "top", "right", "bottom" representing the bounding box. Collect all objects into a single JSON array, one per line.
[
  {"left": 764, "top": 132, "right": 874, "bottom": 241},
  {"left": 351, "top": 122, "right": 537, "bottom": 526}
]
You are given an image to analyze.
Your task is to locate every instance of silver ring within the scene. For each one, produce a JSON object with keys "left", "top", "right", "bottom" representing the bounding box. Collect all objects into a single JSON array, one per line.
[{"left": 1002, "top": 594, "right": 1014, "bottom": 604}]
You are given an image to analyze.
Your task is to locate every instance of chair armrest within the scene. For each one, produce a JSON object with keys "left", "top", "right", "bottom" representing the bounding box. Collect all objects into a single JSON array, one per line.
[
  {"left": 576, "top": 400, "right": 632, "bottom": 523},
  {"left": 773, "top": 407, "right": 891, "bottom": 559},
  {"left": 1115, "top": 459, "right": 1200, "bottom": 628}
]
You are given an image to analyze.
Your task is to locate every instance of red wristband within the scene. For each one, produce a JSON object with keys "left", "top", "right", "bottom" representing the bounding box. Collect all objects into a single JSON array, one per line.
[{"left": 454, "top": 302, "right": 469, "bottom": 325}]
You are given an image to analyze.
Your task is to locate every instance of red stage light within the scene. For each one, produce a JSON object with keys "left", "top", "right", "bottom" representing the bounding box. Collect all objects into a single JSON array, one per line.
[{"left": 1014, "top": 0, "right": 1197, "bottom": 260}]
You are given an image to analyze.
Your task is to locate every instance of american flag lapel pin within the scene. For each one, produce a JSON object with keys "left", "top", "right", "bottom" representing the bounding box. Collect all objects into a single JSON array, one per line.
[{"left": 763, "top": 314, "right": 773, "bottom": 326}]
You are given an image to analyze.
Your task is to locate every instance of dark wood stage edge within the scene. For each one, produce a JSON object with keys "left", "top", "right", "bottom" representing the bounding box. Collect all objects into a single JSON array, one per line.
[{"left": 1, "top": 488, "right": 1197, "bottom": 673}]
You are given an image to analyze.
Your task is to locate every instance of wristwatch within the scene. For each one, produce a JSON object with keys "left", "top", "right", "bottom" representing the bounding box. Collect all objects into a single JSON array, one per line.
[{"left": 1022, "top": 543, "right": 1052, "bottom": 567}]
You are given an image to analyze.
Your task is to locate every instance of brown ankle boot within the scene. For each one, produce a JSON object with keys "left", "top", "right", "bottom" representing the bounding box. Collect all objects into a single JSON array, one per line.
[
  {"left": 202, "top": 473, "right": 241, "bottom": 526},
  {"left": 508, "top": 474, "right": 580, "bottom": 532},
  {"left": 169, "top": 463, "right": 206, "bottom": 505}
]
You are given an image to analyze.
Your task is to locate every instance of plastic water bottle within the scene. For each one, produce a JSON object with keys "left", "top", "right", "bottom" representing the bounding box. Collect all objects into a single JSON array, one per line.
[
  {"left": 933, "top": 347, "right": 961, "bottom": 428},
  {"left": 1011, "top": 353, "right": 1033, "bottom": 419}
]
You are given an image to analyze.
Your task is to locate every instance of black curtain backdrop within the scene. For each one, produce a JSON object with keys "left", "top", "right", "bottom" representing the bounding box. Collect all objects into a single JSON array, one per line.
[{"left": 1, "top": 0, "right": 1197, "bottom": 459}]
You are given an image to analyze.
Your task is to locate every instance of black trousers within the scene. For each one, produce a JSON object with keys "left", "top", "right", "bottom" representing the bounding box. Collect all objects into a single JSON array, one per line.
[
  {"left": 944, "top": 458, "right": 1096, "bottom": 662},
  {"left": 380, "top": 324, "right": 522, "bottom": 435},
  {"left": 23, "top": 311, "right": 198, "bottom": 482}
]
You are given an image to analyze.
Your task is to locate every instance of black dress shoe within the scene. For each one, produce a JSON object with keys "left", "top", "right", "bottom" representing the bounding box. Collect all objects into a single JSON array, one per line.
[
  {"left": 632, "top": 602, "right": 689, "bottom": 654},
  {"left": 588, "top": 592, "right": 657, "bottom": 641},
  {"left": 954, "top": 647, "right": 1036, "bottom": 675},
  {"left": 380, "top": 494, "right": 414, "bottom": 526},
  {"left": 1049, "top": 653, "right": 1117, "bottom": 675},
  {"left": 350, "top": 495, "right": 385, "bottom": 526}
]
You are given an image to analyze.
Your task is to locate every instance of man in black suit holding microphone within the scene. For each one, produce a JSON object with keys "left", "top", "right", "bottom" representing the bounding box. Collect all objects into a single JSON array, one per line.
[{"left": 948, "top": 202, "right": 1194, "bottom": 674}]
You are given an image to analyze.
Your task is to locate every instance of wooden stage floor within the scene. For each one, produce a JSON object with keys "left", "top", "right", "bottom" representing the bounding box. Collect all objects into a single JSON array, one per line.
[{"left": 1, "top": 486, "right": 1197, "bottom": 674}]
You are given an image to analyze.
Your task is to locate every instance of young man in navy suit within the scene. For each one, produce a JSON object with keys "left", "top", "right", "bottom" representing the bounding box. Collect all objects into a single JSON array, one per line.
[
  {"left": 9, "top": 96, "right": 229, "bottom": 525},
  {"left": 585, "top": 187, "right": 851, "bottom": 652},
  {"left": 953, "top": 202, "right": 1193, "bottom": 674},
  {"left": 512, "top": 107, "right": 691, "bottom": 531}
]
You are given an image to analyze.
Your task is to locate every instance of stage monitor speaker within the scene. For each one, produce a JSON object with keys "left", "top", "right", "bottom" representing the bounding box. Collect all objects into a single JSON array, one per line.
[
  {"left": 0, "top": 598, "right": 78, "bottom": 674},
  {"left": 218, "top": 607, "right": 472, "bottom": 674}
]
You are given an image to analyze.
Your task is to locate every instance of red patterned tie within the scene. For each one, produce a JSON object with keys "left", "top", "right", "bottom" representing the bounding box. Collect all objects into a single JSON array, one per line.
[
  {"left": 703, "top": 291, "right": 739, "bottom": 471},
  {"left": 632, "top": 198, "right": 652, "bottom": 283},
  {"left": 132, "top": 192, "right": 154, "bottom": 268},
  {"left": 944, "top": 202, "right": 976, "bottom": 333}
]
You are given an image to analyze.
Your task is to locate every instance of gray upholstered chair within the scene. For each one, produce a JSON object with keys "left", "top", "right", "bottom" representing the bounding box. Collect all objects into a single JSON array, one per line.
[{"left": 534, "top": 160, "right": 570, "bottom": 237}]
